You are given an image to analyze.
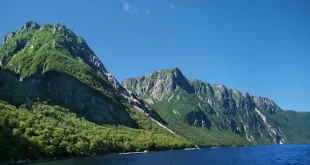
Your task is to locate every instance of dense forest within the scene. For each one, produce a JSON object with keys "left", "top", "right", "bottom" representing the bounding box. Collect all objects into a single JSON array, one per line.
[
  {"left": 0, "top": 101, "right": 192, "bottom": 162},
  {"left": 0, "top": 46, "right": 192, "bottom": 163}
]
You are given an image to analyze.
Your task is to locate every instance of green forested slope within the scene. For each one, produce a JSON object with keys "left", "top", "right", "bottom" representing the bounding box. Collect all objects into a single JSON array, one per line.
[
  {"left": 0, "top": 67, "right": 192, "bottom": 163},
  {"left": 0, "top": 21, "right": 131, "bottom": 126},
  {"left": 268, "top": 110, "right": 310, "bottom": 143},
  {"left": 122, "top": 68, "right": 310, "bottom": 146},
  {"left": 0, "top": 22, "right": 193, "bottom": 163},
  {"left": 0, "top": 100, "right": 192, "bottom": 162}
]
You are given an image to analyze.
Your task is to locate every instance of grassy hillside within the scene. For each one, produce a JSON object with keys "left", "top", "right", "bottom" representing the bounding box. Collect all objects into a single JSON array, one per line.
[
  {"left": 151, "top": 94, "right": 253, "bottom": 146},
  {"left": 267, "top": 110, "right": 310, "bottom": 143}
]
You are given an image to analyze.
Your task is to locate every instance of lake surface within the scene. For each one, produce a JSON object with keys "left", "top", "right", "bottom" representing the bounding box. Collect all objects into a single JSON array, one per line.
[{"left": 32, "top": 144, "right": 310, "bottom": 165}]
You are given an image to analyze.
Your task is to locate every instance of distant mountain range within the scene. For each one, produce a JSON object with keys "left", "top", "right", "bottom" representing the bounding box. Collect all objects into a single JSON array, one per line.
[{"left": 0, "top": 21, "right": 309, "bottom": 163}]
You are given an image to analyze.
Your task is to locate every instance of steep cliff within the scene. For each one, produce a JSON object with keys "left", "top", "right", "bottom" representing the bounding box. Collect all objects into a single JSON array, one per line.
[{"left": 122, "top": 68, "right": 310, "bottom": 146}]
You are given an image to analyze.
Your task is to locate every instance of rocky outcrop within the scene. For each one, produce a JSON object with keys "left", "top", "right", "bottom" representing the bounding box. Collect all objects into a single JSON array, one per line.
[
  {"left": 253, "top": 96, "right": 280, "bottom": 113},
  {"left": 18, "top": 21, "right": 40, "bottom": 32},
  {"left": 186, "top": 110, "right": 212, "bottom": 129},
  {"left": 2, "top": 32, "right": 15, "bottom": 45},
  {"left": 0, "top": 21, "right": 40, "bottom": 66},
  {"left": 122, "top": 68, "right": 194, "bottom": 101},
  {"left": 122, "top": 68, "right": 288, "bottom": 144},
  {"left": 214, "top": 84, "right": 230, "bottom": 100}
]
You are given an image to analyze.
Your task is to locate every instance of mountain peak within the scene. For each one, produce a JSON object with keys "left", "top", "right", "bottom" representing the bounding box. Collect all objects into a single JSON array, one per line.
[
  {"left": 0, "top": 21, "right": 109, "bottom": 78},
  {"left": 252, "top": 96, "right": 281, "bottom": 113},
  {"left": 241, "top": 92, "right": 251, "bottom": 99},
  {"left": 159, "top": 67, "right": 181, "bottom": 74},
  {"left": 1, "top": 21, "right": 40, "bottom": 45},
  {"left": 122, "top": 67, "right": 194, "bottom": 100},
  {"left": 19, "top": 21, "right": 41, "bottom": 32},
  {"left": 160, "top": 68, "right": 190, "bottom": 88},
  {"left": 41, "top": 23, "right": 67, "bottom": 30},
  {"left": 171, "top": 67, "right": 181, "bottom": 72},
  {"left": 171, "top": 68, "right": 184, "bottom": 80},
  {"left": 159, "top": 67, "right": 184, "bottom": 81}
]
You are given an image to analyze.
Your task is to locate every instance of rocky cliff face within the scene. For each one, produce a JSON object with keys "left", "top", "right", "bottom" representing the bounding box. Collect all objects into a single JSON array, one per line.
[
  {"left": 252, "top": 96, "right": 280, "bottom": 114},
  {"left": 122, "top": 68, "right": 296, "bottom": 145},
  {"left": 0, "top": 21, "right": 165, "bottom": 127}
]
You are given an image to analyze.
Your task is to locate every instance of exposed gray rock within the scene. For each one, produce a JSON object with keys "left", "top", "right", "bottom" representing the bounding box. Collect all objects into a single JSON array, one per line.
[
  {"left": 17, "top": 21, "right": 40, "bottom": 34},
  {"left": 214, "top": 84, "right": 230, "bottom": 100},
  {"left": 242, "top": 92, "right": 250, "bottom": 99},
  {"left": 2, "top": 32, "right": 15, "bottom": 45},
  {"left": 52, "top": 41, "right": 56, "bottom": 48},
  {"left": 172, "top": 109, "right": 180, "bottom": 116},
  {"left": 2, "top": 36, "right": 6, "bottom": 45},
  {"left": 122, "top": 68, "right": 194, "bottom": 101},
  {"left": 253, "top": 96, "right": 280, "bottom": 113},
  {"left": 186, "top": 110, "right": 212, "bottom": 129},
  {"left": 23, "top": 21, "right": 40, "bottom": 30},
  {"left": 7, "top": 32, "right": 15, "bottom": 39},
  {"left": 122, "top": 68, "right": 288, "bottom": 144}
]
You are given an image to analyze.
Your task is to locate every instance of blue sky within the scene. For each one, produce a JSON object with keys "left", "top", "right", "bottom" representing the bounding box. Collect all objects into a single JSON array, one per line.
[{"left": 1, "top": 0, "right": 309, "bottom": 111}]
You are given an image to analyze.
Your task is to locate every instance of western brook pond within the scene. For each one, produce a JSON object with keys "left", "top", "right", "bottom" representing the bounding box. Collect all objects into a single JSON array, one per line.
[{"left": 31, "top": 144, "right": 310, "bottom": 165}]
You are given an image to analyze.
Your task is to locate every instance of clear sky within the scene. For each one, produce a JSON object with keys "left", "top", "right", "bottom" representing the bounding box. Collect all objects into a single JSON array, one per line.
[{"left": 1, "top": 0, "right": 309, "bottom": 111}]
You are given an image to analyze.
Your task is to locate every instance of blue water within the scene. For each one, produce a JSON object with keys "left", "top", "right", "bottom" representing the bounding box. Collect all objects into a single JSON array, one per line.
[{"left": 32, "top": 144, "right": 310, "bottom": 165}]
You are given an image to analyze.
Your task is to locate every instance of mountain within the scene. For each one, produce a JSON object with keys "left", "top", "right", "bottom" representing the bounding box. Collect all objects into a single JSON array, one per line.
[
  {"left": 0, "top": 22, "right": 192, "bottom": 163},
  {"left": 122, "top": 68, "right": 310, "bottom": 146},
  {"left": 0, "top": 21, "right": 165, "bottom": 126},
  {"left": 1, "top": 21, "right": 309, "bottom": 163}
]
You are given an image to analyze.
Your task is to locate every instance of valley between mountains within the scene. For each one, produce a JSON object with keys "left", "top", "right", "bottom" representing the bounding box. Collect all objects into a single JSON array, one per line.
[{"left": 0, "top": 21, "right": 309, "bottom": 163}]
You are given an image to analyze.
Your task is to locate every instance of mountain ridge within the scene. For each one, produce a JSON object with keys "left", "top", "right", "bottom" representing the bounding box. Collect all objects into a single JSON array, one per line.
[
  {"left": 0, "top": 21, "right": 309, "bottom": 163},
  {"left": 122, "top": 67, "right": 310, "bottom": 145},
  {"left": 123, "top": 67, "right": 282, "bottom": 110}
]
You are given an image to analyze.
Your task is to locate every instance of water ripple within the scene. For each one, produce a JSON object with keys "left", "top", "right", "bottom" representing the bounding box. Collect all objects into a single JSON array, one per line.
[{"left": 32, "top": 144, "right": 310, "bottom": 165}]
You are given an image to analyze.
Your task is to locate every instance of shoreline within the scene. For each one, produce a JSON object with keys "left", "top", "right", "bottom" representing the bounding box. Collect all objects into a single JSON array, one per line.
[
  {"left": 1, "top": 147, "right": 200, "bottom": 165},
  {"left": 117, "top": 147, "right": 199, "bottom": 155},
  {"left": 2, "top": 145, "right": 250, "bottom": 165},
  {"left": 3, "top": 144, "right": 300, "bottom": 164}
]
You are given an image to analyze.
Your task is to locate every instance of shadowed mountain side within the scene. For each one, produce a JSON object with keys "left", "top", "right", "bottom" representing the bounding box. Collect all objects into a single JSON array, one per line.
[
  {"left": 25, "top": 71, "right": 138, "bottom": 126},
  {"left": 0, "top": 68, "right": 137, "bottom": 126}
]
